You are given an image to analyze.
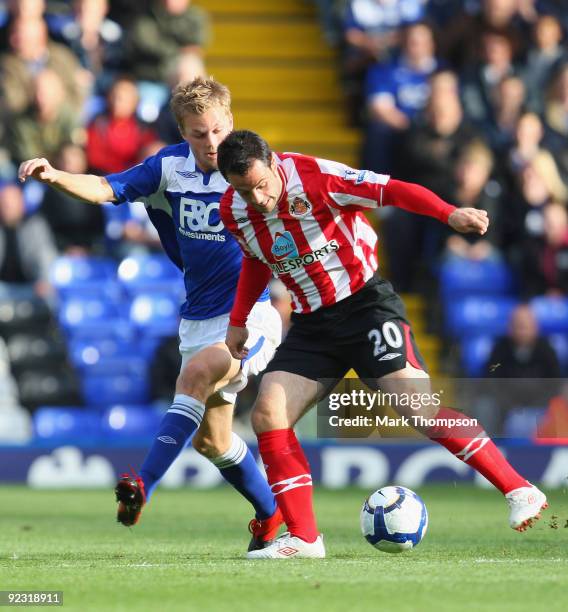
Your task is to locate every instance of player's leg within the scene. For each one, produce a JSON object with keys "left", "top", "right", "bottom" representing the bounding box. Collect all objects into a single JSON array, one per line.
[
  {"left": 367, "top": 320, "right": 547, "bottom": 531},
  {"left": 348, "top": 280, "right": 548, "bottom": 531},
  {"left": 247, "top": 369, "right": 328, "bottom": 558},
  {"left": 192, "top": 392, "right": 282, "bottom": 549},
  {"left": 115, "top": 333, "right": 242, "bottom": 526},
  {"left": 137, "top": 343, "right": 240, "bottom": 498}
]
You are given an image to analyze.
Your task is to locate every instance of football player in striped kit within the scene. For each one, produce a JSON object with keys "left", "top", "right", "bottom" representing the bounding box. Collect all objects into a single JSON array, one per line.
[
  {"left": 17, "top": 80, "right": 284, "bottom": 551},
  {"left": 218, "top": 130, "right": 547, "bottom": 559}
]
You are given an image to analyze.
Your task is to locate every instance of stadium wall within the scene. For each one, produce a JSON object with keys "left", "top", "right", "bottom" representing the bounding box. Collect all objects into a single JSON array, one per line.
[{"left": 1, "top": 442, "right": 567, "bottom": 488}]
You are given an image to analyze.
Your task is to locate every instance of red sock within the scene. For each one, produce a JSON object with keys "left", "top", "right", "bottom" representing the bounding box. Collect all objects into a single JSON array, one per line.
[
  {"left": 257, "top": 428, "right": 319, "bottom": 543},
  {"left": 428, "top": 407, "right": 529, "bottom": 494}
]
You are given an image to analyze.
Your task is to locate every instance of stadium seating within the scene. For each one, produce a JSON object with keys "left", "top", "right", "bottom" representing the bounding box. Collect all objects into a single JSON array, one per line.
[
  {"left": 460, "top": 335, "right": 495, "bottom": 377},
  {"left": 33, "top": 406, "right": 103, "bottom": 442},
  {"left": 58, "top": 296, "right": 125, "bottom": 334},
  {"left": 118, "top": 254, "right": 184, "bottom": 298},
  {"left": 529, "top": 296, "right": 568, "bottom": 334},
  {"left": 129, "top": 293, "right": 180, "bottom": 338},
  {"left": 101, "top": 405, "right": 165, "bottom": 440},
  {"left": 51, "top": 256, "right": 119, "bottom": 300},
  {"left": 439, "top": 259, "right": 515, "bottom": 298},
  {"left": 0, "top": 296, "right": 52, "bottom": 337},
  {"left": 445, "top": 296, "right": 518, "bottom": 339},
  {"left": 81, "top": 372, "right": 150, "bottom": 407}
]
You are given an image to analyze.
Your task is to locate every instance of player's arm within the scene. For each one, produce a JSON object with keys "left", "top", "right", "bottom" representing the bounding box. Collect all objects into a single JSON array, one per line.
[
  {"left": 316, "top": 159, "right": 488, "bottom": 235},
  {"left": 220, "top": 189, "right": 273, "bottom": 359},
  {"left": 382, "top": 180, "right": 489, "bottom": 235},
  {"left": 225, "top": 256, "right": 272, "bottom": 359},
  {"left": 18, "top": 157, "right": 116, "bottom": 204}
]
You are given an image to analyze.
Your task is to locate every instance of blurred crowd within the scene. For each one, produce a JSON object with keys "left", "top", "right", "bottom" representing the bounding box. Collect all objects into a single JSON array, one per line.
[
  {"left": 0, "top": 1, "right": 567, "bottom": 435},
  {"left": 0, "top": 0, "right": 210, "bottom": 282},
  {"left": 324, "top": 0, "right": 568, "bottom": 297}
]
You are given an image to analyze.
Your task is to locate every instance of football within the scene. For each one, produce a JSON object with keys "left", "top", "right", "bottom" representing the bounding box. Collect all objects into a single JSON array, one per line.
[{"left": 360, "top": 485, "right": 428, "bottom": 553}]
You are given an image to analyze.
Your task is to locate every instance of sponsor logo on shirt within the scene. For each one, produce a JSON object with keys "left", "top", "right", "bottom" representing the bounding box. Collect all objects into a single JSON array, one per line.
[
  {"left": 269, "top": 239, "right": 340, "bottom": 274},
  {"left": 271, "top": 231, "right": 299, "bottom": 260},
  {"left": 178, "top": 197, "right": 226, "bottom": 241},
  {"left": 289, "top": 196, "right": 312, "bottom": 217},
  {"left": 176, "top": 170, "right": 198, "bottom": 179},
  {"left": 344, "top": 168, "right": 368, "bottom": 184}
]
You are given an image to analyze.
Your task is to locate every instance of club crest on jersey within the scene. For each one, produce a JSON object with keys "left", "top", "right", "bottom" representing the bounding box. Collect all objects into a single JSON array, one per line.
[
  {"left": 289, "top": 196, "right": 312, "bottom": 217},
  {"left": 271, "top": 231, "right": 299, "bottom": 260}
]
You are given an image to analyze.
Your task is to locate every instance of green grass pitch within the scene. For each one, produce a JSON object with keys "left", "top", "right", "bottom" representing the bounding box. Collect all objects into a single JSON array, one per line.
[{"left": 1, "top": 484, "right": 567, "bottom": 612}]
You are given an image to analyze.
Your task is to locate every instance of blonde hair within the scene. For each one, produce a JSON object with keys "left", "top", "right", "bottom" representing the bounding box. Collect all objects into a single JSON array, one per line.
[
  {"left": 460, "top": 140, "right": 494, "bottom": 173},
  {"left": 170, "top": 76, "right": 231, "bottom": 129}
]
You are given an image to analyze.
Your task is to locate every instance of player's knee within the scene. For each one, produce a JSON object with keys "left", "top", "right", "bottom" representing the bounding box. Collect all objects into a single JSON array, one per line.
[
  {"left": 251, "top": 399, "right": 275, "bottom": 434},
  {"left": 192, "top": 430, "right": 230, "bottom": 458},
  {"left": 177, "top": 359, "right": 212, "bottom": 396}
]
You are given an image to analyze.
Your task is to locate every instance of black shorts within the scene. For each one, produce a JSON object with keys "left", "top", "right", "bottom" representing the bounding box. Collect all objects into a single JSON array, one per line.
[{"left": 265, "top": 277, "right": 427, "bottom": 383}]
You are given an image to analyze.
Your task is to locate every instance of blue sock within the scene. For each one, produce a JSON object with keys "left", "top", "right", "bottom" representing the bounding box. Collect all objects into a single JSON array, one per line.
[
  {"left": 140, "top": 394, "right": 204, "bottom": 500},
  {"left": 210, "top": 433, "right": 277, "bottom": 520}
]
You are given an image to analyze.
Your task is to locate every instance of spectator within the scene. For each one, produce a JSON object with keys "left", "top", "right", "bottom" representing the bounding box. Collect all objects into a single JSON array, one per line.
[
  {"left": 483, "top": 75, "right": 527, "bottom": 151},
  {"left": 524, "top": 13, "right": 566, "bottom": 114},
  {"left": 86, "top": 75, "right": 157, "bottom": 174},
  {"left": 520, "top": 201, "right": 568, "bottom": 297},
  {"left": 0, "top": 183, "right": 57, "bottom": 299},
  {"left": 154, "top": 51, "right": 206, "bottom": 145},
  {"left": 483, "top": 303, "right": 561, "bottom": 432},
  {"left": 125, "top": 0, "right": 209, "bottom": 83},
  {"left": 441, "top": 0, "right": 527, "bottom": 71},
  {"left": 364, "top": 21, "right": 439, "bottom": 172},
  {"left": 4, "top": 68, "right": 83, "bottom": 164},
  {"left": 0, "top": 17, "right": 87, "bottom": 115},
  {"left": 504, "top": 149, "right": 568, "bottom": 250},
  {"left": 385, "top": 70, "right": 478, "bottom": 291},
  {"left": 40, "top": 143, "right": 105, "bottom": 254},
  {"left": 544, "top": 62, "right": 568, "bottom": 138},
  {"left": 462, "top": 29, "right": 521, "bottom": 126},
  {"left": 46, "top": 0, "right": 125, "bottom": 96},
  {"left": 445, "top": 141, "right": 504, "bottom": 261},
  {"left": 542, "top": 62, "right": 568, "bottom": 181},
  {"left": 0, "top": 0, "right": 45, "bottom": 52},
  {"left": 341, "top": 0, "right": 426, "bottom": 123}
]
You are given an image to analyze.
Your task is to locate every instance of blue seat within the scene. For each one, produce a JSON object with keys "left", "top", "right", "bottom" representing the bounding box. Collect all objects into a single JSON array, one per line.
[
  {"left": 101, "top": 405, "right": 164, "bottom": 440},
  {"left": 445, "top": 297, "right": 518, "bottom": 338},
  {"left": 69, "top": 338, "right": 144, "bottom": 369},
  {"left": 82, "top": 373, "right": 150, "bottom": 407},
  {"left": 51, "top": 256, "right": 119, "bottom": 300},
  {"left": 530, "top": 296, "right": 568, "bottom": 334},
  {"left": 503, "top": 408, "right": 546, "bottom": 439},
  {"left": 118, "top": 255, "right": 184, "bottom": 297},
  {"left": 439, "top": 260, "right": 514, "bottom": 298},
  {"left": 33, "top": 406, "right": 102, "bottom": 442},
  {"left": 461, "top": 335, "right": 495, "bottom": 377},
  {"left": 129, "top": 293, "right": 180, "bottom": 337},
  {"left": 58, "top": 297, "right": 124, "bottom": 333}
]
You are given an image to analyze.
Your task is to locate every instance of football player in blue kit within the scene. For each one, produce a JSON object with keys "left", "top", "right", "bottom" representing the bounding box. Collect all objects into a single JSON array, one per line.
[{"left": 18, "top": 77, "right": 284, "bottom": 551}]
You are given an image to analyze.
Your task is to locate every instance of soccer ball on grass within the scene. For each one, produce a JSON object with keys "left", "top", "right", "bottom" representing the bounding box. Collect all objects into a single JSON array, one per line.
[{"left": 360, "top": 485, "right": 428, "bottom": 553}]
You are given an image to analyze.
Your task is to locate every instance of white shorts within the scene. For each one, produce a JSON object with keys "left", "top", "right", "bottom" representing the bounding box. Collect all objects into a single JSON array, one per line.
[{"left": 179, "top": 299, "right": 282, "bottom": 404}]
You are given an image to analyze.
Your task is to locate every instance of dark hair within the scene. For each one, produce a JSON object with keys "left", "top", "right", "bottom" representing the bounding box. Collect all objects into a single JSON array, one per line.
[{"left": 217, "top": 130, "right": 272, "bottom": 180}]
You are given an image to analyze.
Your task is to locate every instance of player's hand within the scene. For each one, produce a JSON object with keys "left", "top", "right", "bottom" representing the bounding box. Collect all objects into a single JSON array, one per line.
[
  {"left": 448, "top": 207, "right": 489, "bottom": 235},
  {"left": 18, "top": 158, "right": 59, "bottom": 185},
  {"left": 225, "top": 325, "right": 249, "bottom": 360}
]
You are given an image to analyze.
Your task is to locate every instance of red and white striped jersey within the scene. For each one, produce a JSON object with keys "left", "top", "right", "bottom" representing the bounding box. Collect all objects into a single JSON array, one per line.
[{"left": 220, "top": 152, "right": 389, "bottom": 314}]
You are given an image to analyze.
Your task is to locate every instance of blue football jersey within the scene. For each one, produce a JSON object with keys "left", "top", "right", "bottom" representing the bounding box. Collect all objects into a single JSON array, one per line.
[{"left": 106, "top": 141, "right": 269, "bottom": 320}]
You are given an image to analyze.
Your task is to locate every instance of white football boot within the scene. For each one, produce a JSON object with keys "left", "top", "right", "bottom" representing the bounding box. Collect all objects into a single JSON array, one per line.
[
  {"left": 506, "top": 484, "right": 548, "bottom": 531},
  {"left": 246, "top": 532, "right": 325, "bottom": 559}
]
